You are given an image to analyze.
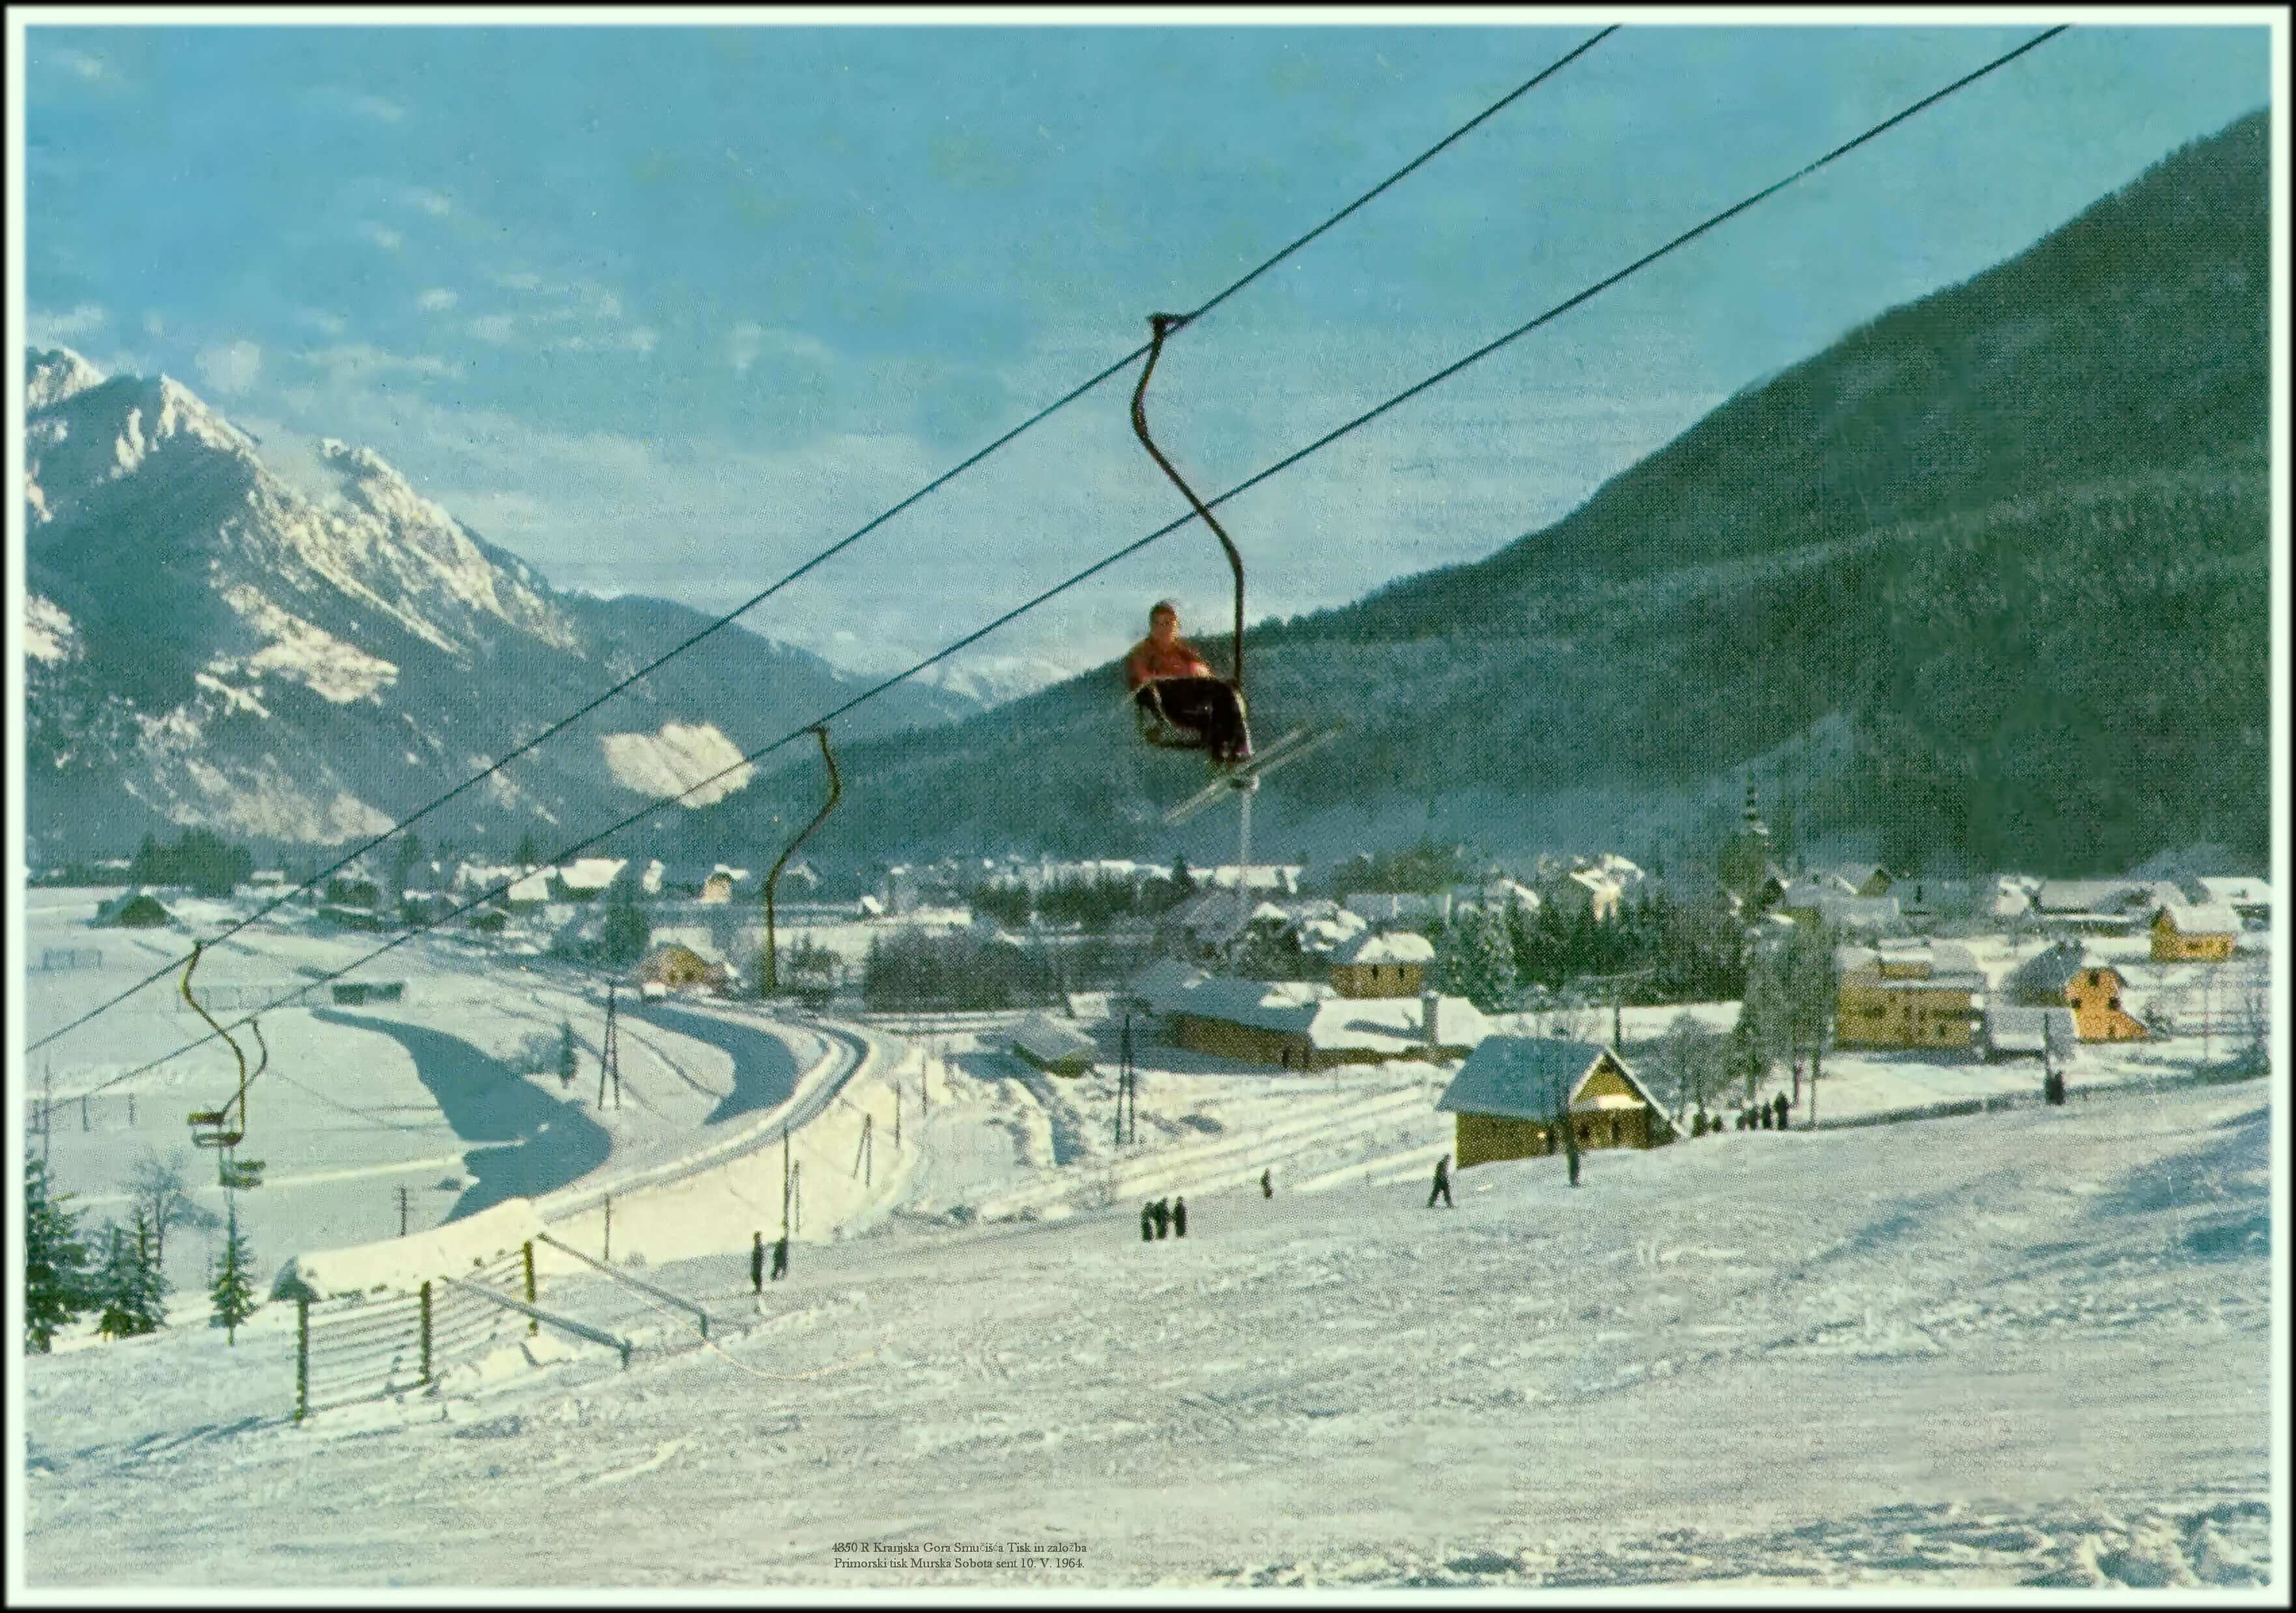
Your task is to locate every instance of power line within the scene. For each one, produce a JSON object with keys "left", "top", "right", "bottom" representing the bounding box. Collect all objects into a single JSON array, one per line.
[
  {"left": 51, "top": 26, "right": 2065, "bottom": 1107},
  {"left": 27, "top": 31, "right": 1616, "bottom": 1062}
]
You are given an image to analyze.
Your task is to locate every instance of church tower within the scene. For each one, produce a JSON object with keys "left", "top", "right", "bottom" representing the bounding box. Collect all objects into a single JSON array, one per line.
[{"left": 1719, "top": 775, "right": 1773, "bottom": 907}]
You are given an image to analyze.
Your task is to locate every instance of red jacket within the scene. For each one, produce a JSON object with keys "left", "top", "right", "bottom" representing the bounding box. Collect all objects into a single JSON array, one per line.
[{"left": 1124, "top": 636, "right": 1214, "bottom": 691}]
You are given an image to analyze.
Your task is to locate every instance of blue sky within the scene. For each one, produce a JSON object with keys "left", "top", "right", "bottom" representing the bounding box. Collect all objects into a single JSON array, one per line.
[{"left": 21, "top": 21, "right": 2275, "bottom": 684}]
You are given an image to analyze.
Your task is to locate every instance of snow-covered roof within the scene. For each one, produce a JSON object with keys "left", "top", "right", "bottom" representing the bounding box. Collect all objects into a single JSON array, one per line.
[
  {"left": 2032, "top": 878, "right": 2144, "bottom": 913},
  {"left": 2196, "top": 876, "right": 2271, "bottom": 907},
  {"left": 554, "top": 857, "right": 628, "bottom": 892},
  {"left": 1127, "top": 958, "right": 1208, "bottom": 1012},
  {"left": 1010, "top": 1013, "right": 1098, "bottom": 1067},
  {"left": 1437, "top": 1037, "right": 1668, "bottom": 1126},
  {"left": 1984, "top": 1006, "right": 2079, "bottom": 1056},
  {"left": 2154, "top": 901, "right": 2241, "bottom": 935},
  {"left": 504, "top": 872, "right": 553, "bottom": 905},
  {"left": 2004, "top": 942, "right": 2100, "bottom": 1000},
  {"left": 1336, "top": 930, "right": 1435, "bottom": 967},
  {"left": 1168, "top": 977, "right": 1334, "bottom": 1034}
]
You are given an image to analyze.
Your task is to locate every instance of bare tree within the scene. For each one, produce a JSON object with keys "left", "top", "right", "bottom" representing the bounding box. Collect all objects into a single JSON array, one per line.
[
  {"left": 1646, "top": 1012, "right": 1726, "bottom": 1124},
  {"left": 122, "top": 1148, "right": 219, "bottom": 1280}
]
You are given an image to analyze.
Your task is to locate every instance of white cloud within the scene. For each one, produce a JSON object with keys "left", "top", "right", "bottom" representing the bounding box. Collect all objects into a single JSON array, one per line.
[
  {"left": 57, "top": 49, "right": 107, "bottom": 81},
  {"left": 467, "top": 314, "right": 520, "bottom": 346},
  {"left": 625, "top": 327, "right": 659, "bottom": 359},
  {"left": 495, "top": 271, "right": 544, "bottom": 292},
  {"left": 143, "top": 312, "right": 166, "bottom": 338},
  {"left": 195, "top": 341, "right": 264, "bottom": 396},
  {"left": 358, "top": 221, "right": 404, "bottom": 252},
  {"left": 28, "top": 303, "right": 108, "bottom": 344},
  {"left": 298, "top": 309, "right": 349, "bottom": 337},
  {"left": 402, "top": 187, "right": 453, "bottom": 217},
  {"left": 728, "top": 322, "right": 833, "bottom": 375},
  {"left": 417, "top": 288, "right": 459, "bottom": 313}
]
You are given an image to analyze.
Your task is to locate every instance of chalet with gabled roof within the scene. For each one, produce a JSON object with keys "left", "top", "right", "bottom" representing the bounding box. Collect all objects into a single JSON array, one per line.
[{"left": 1436, "top": 1037, "right": 1676, "bottom": 1166}]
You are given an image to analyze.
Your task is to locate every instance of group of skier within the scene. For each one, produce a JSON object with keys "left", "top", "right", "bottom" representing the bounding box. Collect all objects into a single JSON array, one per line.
[{"left": 1139, "top": 1196, "right": 1189, "bottom": 1241}]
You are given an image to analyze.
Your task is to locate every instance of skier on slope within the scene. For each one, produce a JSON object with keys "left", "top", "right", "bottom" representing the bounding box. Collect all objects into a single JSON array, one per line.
[{"left": 1428, "top": 1153, "right": 1454, "bottom": 1209}]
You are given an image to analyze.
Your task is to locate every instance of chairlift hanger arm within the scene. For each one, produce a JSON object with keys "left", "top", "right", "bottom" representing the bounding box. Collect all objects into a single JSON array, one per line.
[
  {"left": 180, "top": 943, "right": 250, "bottom": 1144},
  {"left": 1130, "top": 312, "right": 1245, "bottom": 693},
  {"left": 764, "top": 726, "right": 842, "bottom": 995}
]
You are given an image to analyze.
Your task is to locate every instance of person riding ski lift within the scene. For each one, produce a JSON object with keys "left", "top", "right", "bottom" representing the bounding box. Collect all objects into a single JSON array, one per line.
[{"left": 1126, "top": 600, "right": 1252, "bottom": 765}]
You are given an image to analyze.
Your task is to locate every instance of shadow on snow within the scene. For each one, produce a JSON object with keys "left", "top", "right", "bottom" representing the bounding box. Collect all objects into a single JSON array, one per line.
[
  {"left": 629, "top": 1000, "right": 802, "bottom": 1127},
  {"left": 309, "top": 1010, "right": 611, "bottom": 1220}
]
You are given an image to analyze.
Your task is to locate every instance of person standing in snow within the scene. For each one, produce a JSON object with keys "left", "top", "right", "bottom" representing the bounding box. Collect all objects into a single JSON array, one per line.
[
  {"left": 1773, "top": 1092, "right": 1790, "bottom": 1131},
  {"left": 770, "top": 1234, "right": 790, "bottom": 1282},
  {"left": 1428, "top": 1153, "right": 1453, "bottom": 1208},
  {"left": 1172, "top": 1196, "right": 1188, "bottom": 1238},
  {"left": 1152, "top": 1198, "right": 1172, "bottom": 1239},
  {"left": 1261, "top": 1168, "right": 1273, "bottom": 1199},
  {"left": 751, "top": 1232, "right": 765, "bottom": 1295},
  {"left": 1141, "top": 1202, "right": 1155, "bottom": 1243}
]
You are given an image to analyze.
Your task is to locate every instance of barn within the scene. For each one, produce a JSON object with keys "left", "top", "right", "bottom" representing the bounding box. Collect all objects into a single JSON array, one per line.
[
  {"left": 1010, "top": 1013, "right": 1098, "bottom": 1077},
  {"left": 1435, "top": 1037, "right": 1677, "bottom": 1168}
]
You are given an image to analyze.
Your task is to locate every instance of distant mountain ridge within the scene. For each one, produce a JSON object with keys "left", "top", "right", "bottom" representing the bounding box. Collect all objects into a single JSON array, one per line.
[
  {"left": 697, "top": 109, "right": 2271, "bottom": 881},
  {"left": 21, "top": 352, "right": 978, "bottom": 860}
]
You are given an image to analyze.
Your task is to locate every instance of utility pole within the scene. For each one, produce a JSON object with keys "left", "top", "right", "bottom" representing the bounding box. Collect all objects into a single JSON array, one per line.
[
  {"left": 603, "top": 983, "right": 622, "bottom": 1109},
  {"left": 782, "top": 1129, "right": 792, "bottom": 1237},
  {"left": 396, "top": 1185, "right": 410, "bottom": 1237},
  {"left": 41, "top": 1063, "right": 53, "bottom": 1168},
  {"left": 855, "top": 1113, "right": 874, "bottom": 1185}
]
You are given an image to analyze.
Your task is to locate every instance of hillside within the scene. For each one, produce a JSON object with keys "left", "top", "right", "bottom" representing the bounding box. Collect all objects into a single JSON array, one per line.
[
  {"left": 715, "top": 109, "right": 2271, "bottom": 880},
  {"left": 21, "top": 357, "right": 976, "bottom": 861}
]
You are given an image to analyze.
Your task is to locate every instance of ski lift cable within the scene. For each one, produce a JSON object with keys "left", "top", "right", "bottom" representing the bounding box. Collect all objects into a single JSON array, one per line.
[
  {"left": 28, "top": 32, "right": 1617, "bottom": 1061},
  {"left": 56, "top": 26, "right": 2065, "bottom": 1103}
]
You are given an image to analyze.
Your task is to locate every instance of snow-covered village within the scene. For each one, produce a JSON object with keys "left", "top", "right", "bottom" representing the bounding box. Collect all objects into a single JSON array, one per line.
[{"left": 11, "top": 10, "right": 2287, "bottom": 1600}]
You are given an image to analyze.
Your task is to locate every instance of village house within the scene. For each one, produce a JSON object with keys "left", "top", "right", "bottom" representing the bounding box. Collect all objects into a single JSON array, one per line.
[
  {"left": 1163, "top": 978, "right": 1487, "bottom": 1071},
  {"left": 1825, "top": 862, "right": 1898, "bottom": 899},
  {"left": 1009, "top": 1013, "right": 1098, "bottom": 1077},
  {"left": 1329, "top": 930, "right": 1435, "bottom": 999},
  {"left": 1777, "top": 874, "right": 1902, "bottom": 931},
  {"left": 1834, "top": 942, "right": 1985, "bottom": 1051},
  {"left": 2150, "top": 901, "right": 2241, "bottom": 963},
  {"left": 1435, "top": 1037, "right": 1678, "bottom": 1167},
  {"left": 2002, "top": 943, "right": 2149, "bottom": 1041},
  {"left": 92, "top": 887, "right": 171, "bottom": 928},
  {"left": 1543, "top": 867, "right": 1625, "bottom": 924},
  {"left": 2192, "top": 875, "right": 2271, "bottom": 929},
  {"left": 1122, "top": 957, "right": 1209, "bottom": 1018},
  {"left": 551, "top": 857, "right": 629, "bottom": 903}
]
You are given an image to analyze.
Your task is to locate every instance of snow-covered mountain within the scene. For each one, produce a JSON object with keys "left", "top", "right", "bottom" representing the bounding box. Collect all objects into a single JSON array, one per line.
[
  {"left": 21, "top": 347, "right": 978, "bottom": 859},
  {"left": 910, "top": 652, "right": 1081, "bottom": 710}
]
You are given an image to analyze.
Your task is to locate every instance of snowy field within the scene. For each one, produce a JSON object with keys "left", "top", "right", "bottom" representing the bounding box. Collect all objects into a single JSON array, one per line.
[
  {"left": 21, "top": 892, "right": 848, "bottom": 1290},
  {"left": 17, "top": 1076, "right": 2274, "bottom": 1590}
]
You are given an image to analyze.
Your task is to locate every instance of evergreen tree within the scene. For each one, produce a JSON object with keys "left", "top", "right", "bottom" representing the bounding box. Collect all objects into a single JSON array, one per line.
[
  {"left": 25, "top": 1157, "right": 93, "bottom": 1352},
  {"left": 599, "top": 877, "right": 650, "bottom": 966},
  {"left": 208, "top": 1200, "right": 260, "bottom": 1344},
  {"left": 95, "top": 1211, "right": 167, "bottom": 1340},
  {"left": 515, "top": 829, "right": 541, "bottom": 869},
  {"left": 1170, "top": 855, "right": 1196, "bottom": 897},
  {"left": 1436, "top": 905, "right": 1518, "bottom": 1013},
  {"left": 556, "top": 1018, "right": 578, "bottom": 1086}
]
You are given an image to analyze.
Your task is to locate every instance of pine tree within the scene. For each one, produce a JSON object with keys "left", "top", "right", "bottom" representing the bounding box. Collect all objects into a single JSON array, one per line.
[
  {"left": 515, "top": 829, "right": 541, "bottom": 869},
  {"left": 556, "top": 1018, "right": 578, "bottom": 1086},
  {"left": 208, "top": 1200, "right": 260, "bottom": 1344},
  {"left": 1435, "top": 905, "right": 1518, "bottom": 1013},
  {"left": 95, "top": 1213, "right": 167, "bottom": 1340},
  {"left": 25, "top": 1157, "right": 93, "bottom": 1352}
]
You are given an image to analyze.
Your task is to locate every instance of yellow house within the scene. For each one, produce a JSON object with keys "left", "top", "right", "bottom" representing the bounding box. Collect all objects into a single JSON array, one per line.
[
  {"left": 1835, "top": 943, "right": 1983, "bottom": 1050},
  {"left": 2004, "top": 943, "right": 2148, "bottom": 1041},
  {"left": 1435, "top": 1038, "right": 1676, "bottom": 1168},
  {"left": 637, "top": 943, "right": 726, "bottom": 992},
  {"left": 2150, "top": 903, "right": 2239, "bottom": 963},
  {"left": 1330, "top": 930, "right": 1435, "bottom": 999}
]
